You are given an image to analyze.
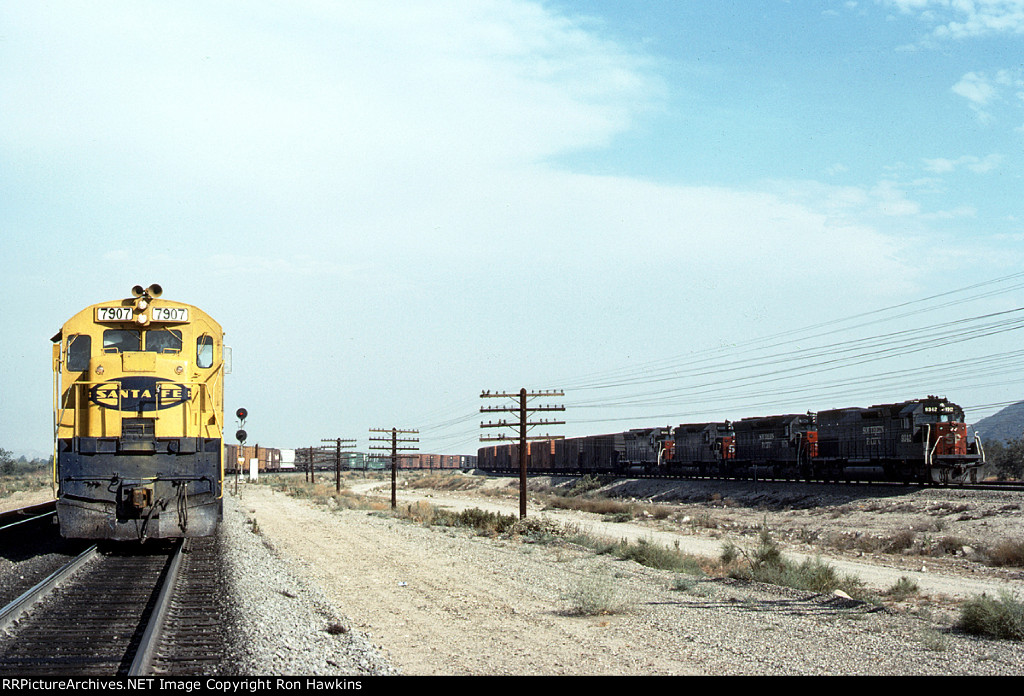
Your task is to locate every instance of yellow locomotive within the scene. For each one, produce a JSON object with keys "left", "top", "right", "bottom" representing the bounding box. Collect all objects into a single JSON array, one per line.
[{"left": 51, "top": 285, "right": 226, "bottom": 540}]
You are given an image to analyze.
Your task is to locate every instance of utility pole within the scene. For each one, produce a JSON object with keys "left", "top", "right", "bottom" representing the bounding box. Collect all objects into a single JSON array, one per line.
[
  {"left": 323, "top": 438, "right": 357, "bottom": 493},
  {"left": 480, "top": 389, "right": 565, "bottom": 519},
  {"left": 369, "top": 428, "right": 419, "bottom": 509}
]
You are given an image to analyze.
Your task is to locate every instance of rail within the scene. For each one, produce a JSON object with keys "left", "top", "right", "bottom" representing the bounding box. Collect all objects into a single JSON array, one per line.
[
  {"left": 0, "top": 544, "right": 98, "bottom": 633},
  {"left": 0, "top": 500, "right": 57, "bottom": 534},
  {"left": 128, "top": 538, "right": 188, "bottom": 675}
]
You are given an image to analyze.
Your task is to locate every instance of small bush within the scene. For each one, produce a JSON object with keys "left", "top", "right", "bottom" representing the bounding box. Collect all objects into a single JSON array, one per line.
[
  {"left": 956, "top": 592, "right": 1024, "bottom": 641},
  {"left": 433, "top": 507, "right": 520, "bottom": 535},
  {"left": 884, "top": 530, "right": 916, "bottom": 553},
  {"left": 722, "top": 527, "right": 866, "bottom": 598},
  {"left": 609, "top": 537, "right": 705, "bottom": 574},
  {"left": 987, "top": 540, "right": 1024, "bottom": 568},
  {"left": 566, "top": 475, "right": 605, "bottom": 496},
  {"left": 885, "top": 576, "right": 919, "bottom": 601},
  {"left": 563, "top": 576, "right": 629, "bottom": 616}
]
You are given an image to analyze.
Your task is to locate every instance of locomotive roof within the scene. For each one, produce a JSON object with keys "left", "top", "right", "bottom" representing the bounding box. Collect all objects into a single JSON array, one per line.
[
  {"left": 817, "top": 397, "right": 960, "bottom": 417},
  {"left": 52, "top": 290, "right": 221, "bottom": 343}
]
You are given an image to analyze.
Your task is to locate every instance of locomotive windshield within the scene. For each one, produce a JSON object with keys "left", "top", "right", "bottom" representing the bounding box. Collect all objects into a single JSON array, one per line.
[
  {"left": 101, "top": 328, "right": 182, "bottom": 354},
  {"left": 146, "top": 328, "right": 182, "bottom": 354},
  {"left": 103, "top": 329, "right": 140, "bottom": 353}
]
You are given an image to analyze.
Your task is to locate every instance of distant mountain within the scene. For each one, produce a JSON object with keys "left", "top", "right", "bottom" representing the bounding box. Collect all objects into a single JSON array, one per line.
[{"left": 972, "top": 401, "right": 1024, "bottom": 444}]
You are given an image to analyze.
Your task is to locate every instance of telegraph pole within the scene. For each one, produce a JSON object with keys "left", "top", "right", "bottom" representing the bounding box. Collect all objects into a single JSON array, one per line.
[
  {"left": 480, "top": 389, "right": 564, "bottom": 518},
  {"left": 369, "top": 428, "right": 419, "bottom": 509},
  {"left": 323, "top": 438, "right": 357, "bottom": 493}
]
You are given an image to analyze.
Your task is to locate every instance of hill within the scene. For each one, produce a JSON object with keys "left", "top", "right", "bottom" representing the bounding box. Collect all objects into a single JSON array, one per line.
[{"left": 971, "top": 400, "right": 1024, "bottom": 444}]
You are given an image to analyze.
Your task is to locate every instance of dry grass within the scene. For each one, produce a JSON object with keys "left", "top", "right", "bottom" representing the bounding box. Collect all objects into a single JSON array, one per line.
[
  {"left": 987, "top": 539, "right": 1024, "bottom": 568},
  {"left": 403, "top": 472, "right": 482, "bottom": 492},
  {"left": 0, "top": 468, "right": 51, "bottom": 500}
]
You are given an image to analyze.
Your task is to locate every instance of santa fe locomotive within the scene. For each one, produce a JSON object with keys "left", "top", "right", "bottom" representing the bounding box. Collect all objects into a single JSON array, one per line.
[
  {"left": 478, "top": 396, "right": 984, "bottom": 485},
  {"left": 51, "top": 285, "right": 227, "bottom": 540}
]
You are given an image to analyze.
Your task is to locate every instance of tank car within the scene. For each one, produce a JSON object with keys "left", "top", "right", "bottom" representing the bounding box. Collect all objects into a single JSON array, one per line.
[
  {"left": 669, "top": 422, "right": 735, "bottom": 477},
  {"left": 814, "top": 396, "right": 982, "bottom": 484},
  {"left": 51, "top": 285, "right": 226, "bottom": 541}
]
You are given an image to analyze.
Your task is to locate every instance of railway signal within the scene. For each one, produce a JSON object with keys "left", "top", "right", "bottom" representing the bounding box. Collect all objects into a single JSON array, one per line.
[
  {"left": 235, "top": 408, "right": 248, "bottom": 493},
  {"left": 480, "top": 389, "right": 565, "bottom": 518}
]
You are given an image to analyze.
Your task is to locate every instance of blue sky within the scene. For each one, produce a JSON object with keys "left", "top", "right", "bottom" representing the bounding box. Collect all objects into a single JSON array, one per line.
[{"left": 2, "top": 1, "right": 1023, "bottom": 457}]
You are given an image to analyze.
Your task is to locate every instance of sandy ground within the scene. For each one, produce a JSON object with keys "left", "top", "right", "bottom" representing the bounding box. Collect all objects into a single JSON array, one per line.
[
  {"left": 348, "top": 474, "right": 1024, "bottom": 600},
  {"left": 226, "top": 474, "right": 1024, "bottom": 676}
]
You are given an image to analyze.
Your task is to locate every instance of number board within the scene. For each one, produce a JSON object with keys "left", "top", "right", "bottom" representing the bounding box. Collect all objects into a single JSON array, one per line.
[
  {"left": 151, "top": 306, "right": 189, "bottom": 322},
  {"left": 95, "top": 306, "right": 134, "bottom": 322},
  {"left": 95, "top": 306, "right": 190, "bottom": 322}
]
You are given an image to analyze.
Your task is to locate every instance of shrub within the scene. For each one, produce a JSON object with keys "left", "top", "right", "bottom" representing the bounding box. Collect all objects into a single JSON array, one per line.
[
  {"left": 885, "top": 576, "right": 919, "bottom": 601},
  {"left": 609, "top": 537, "right": 706, "bottom": 574},
  {"left": 722, "top": 527, "right": 866, "bottom": 598},
  {"left": 563, "top": 576, "right": 630, "bottom": 616},
  {"left": 566, "top": 475, "right": 605, "bottom": 496},
  {"left": 433, "top": 507, "right": 520, "bottom": 535},
  {"left": 884, "top": 530, "right": 916, "bottom": 554},
  {"left": 956, "top": 592, "right": 1024, "bottom": 641},
  {"left": 987, "top": 540, "right": 1024, "bottom": 568}
]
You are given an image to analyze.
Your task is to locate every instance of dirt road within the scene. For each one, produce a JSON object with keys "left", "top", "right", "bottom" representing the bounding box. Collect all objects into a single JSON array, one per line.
[{"left": 232, "top": 476, "right": 1024, "bottom": 676}]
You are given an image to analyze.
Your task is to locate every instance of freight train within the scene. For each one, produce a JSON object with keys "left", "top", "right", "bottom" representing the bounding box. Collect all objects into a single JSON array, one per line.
[
  {"left": 51, "top": 285, "right": 226, "bottom": 540},
  {"left": 478, "top": 396, "right": 984, "bottom": 485}
]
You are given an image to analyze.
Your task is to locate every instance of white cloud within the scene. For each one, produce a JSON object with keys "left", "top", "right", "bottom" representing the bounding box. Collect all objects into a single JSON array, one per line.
[
  {"left": 883, "top": 0, "right": 1024, "bottom": 38},
  {"left": 951, "top": 70, "right": 1024, "bottom": 122},
  {"left": 922, "top": 153, "right": 1004, "bottom": 172},
  {"left": 0, "top": 1, "right": 662, "bottom": 177}
]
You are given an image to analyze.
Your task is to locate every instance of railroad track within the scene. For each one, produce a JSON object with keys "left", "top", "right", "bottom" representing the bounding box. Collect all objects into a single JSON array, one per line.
[
  {"left": 0, "top": 501, "right": 57, "bottom": 534},
  {"left": 0, "top": 533, "right": 230, "bottom": 676},
  {"left": 482, "top": 469, "right": 1024, "bottom": 492}
]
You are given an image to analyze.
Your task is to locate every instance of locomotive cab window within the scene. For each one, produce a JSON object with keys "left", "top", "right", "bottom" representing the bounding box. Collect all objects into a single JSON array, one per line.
[
  {"left": 103, "top": 329, "right": 141, "bottom": 353},
  {"left": 66, "top": 334, "right": 91, "bottom": 371},
  {"left": 197, "top": 335, "right": 214, "bottom": 369},
  {"left": 145, "top": 328, "right": 182, "bottom": 354}
]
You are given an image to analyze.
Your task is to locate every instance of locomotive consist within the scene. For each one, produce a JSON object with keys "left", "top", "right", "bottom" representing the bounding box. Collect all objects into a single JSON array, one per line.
[
  {"left": 477, "top": 396, "right": 984, "bottom": 485},
  {"left": 51, "top": 285, "right": 227, "bottom": 540}
]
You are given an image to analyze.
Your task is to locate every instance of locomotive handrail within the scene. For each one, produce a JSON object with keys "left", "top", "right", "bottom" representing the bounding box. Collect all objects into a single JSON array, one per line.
[{"left": 969, "top": 425, "right": 987, "bottom": 463}]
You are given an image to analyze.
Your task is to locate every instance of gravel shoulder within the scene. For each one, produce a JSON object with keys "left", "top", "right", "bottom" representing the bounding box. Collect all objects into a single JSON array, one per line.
[{"left": 228, "top": 474, "right": 1024, "bottom": 676}]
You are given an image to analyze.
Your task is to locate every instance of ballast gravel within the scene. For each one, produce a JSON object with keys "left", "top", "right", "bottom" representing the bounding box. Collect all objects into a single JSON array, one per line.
[
  {"left": 218, "top": 478, "right": 1024, "bottom": 676},
  {"left": 219, "top": 492, "right": 398, "bottom": 676}
]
